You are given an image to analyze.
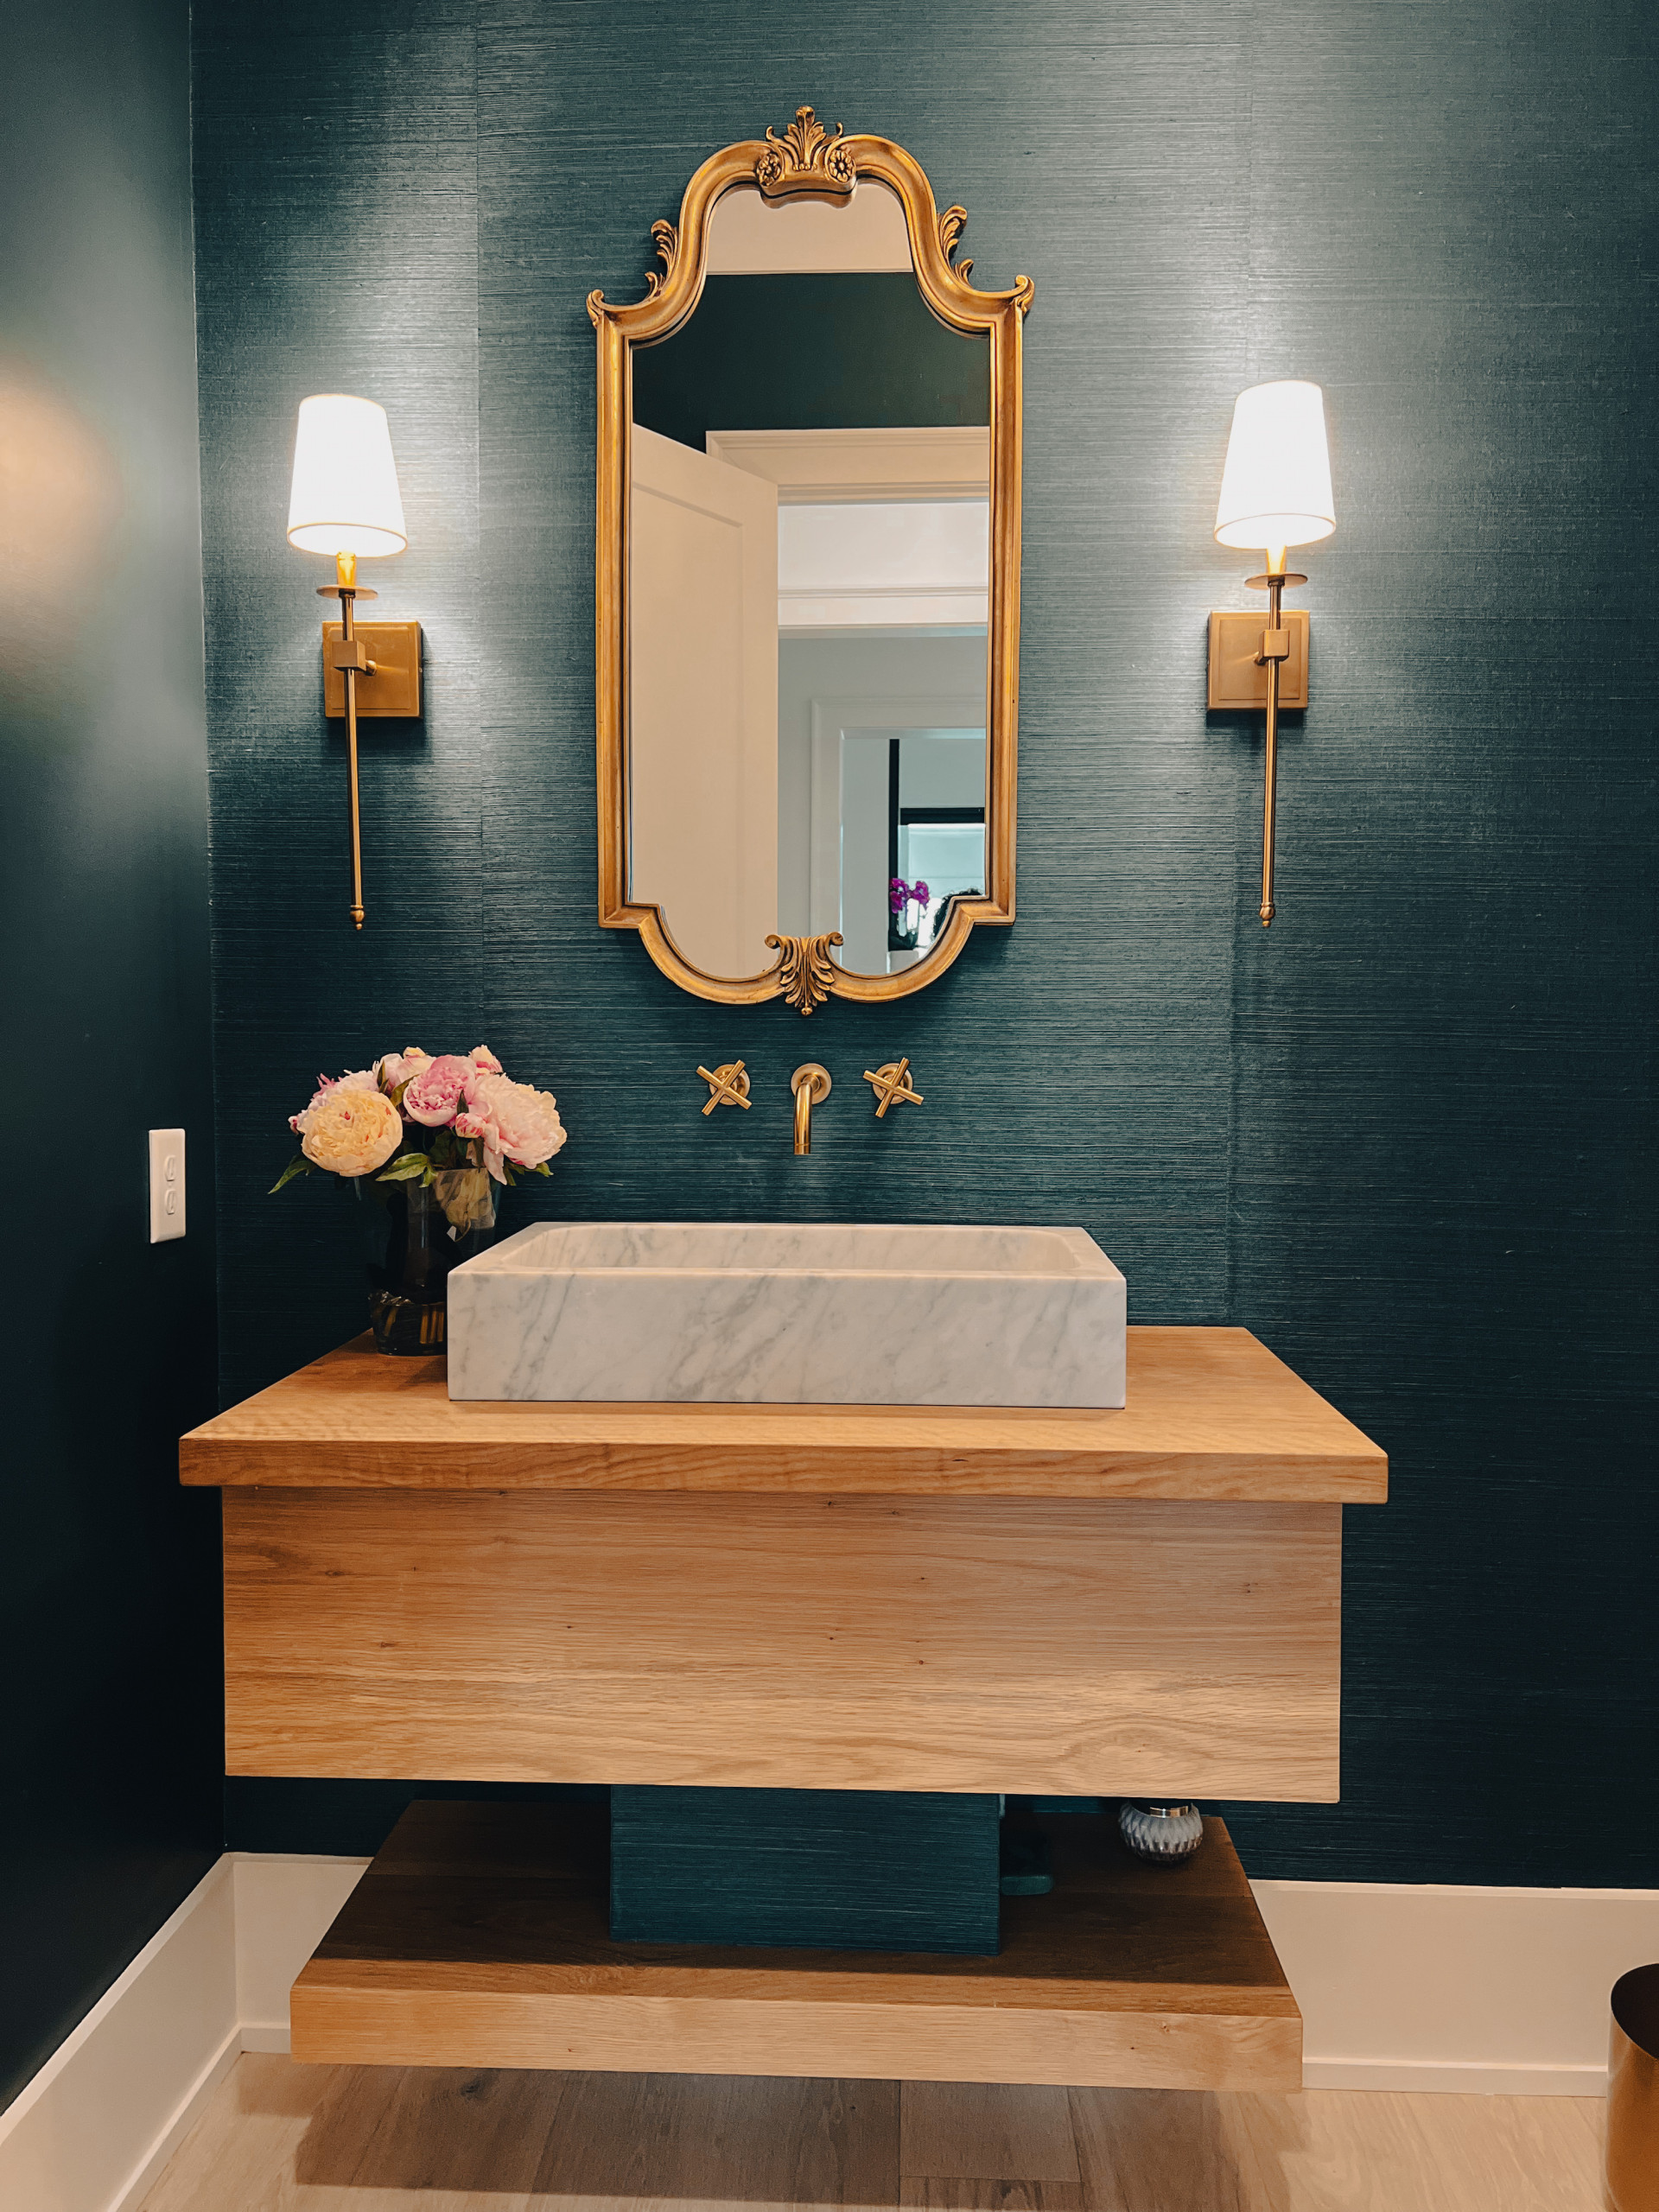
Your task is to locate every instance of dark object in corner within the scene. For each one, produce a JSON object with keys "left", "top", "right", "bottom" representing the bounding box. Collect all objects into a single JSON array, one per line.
[
  {"left": 610, "top": 1785, "right": 1001, "bottom": 1955},
  {"left": 999, "top": 1827, "right": 1053, "bottom": 1895}
]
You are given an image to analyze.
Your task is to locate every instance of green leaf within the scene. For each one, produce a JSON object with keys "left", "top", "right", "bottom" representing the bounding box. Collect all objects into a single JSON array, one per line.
[
  {"left": 376, "top": 1152, "right": 431, "bottom": 1184},
  {"left": 269, "top": 1154, "right": 315, "bottom": 1194},
  {"left": 531, "top": 1160, "right": 552, "bottom": 1177}
]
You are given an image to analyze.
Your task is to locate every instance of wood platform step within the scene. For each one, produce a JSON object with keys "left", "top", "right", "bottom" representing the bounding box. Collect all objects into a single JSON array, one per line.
[{"left": 289, "top": 1800, "right": 1302, "bottom": 2092}]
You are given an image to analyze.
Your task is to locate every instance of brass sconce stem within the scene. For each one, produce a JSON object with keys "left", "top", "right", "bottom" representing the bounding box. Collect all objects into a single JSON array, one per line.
[
  {"left": 317, "top": 547, "right": 378, "bottom": 932},
  {"left": 1249, "top": 545, "right": 1301, "bottom": 930},
  {"left": 340, "top": 582, "right": 365, "bottom": 931},
  {"left": 1260, "top": 562, "right": 1284, "bottom": 928}
]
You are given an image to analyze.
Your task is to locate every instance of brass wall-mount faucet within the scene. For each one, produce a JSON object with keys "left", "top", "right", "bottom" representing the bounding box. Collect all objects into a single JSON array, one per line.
[
  {"left": 864, "top": 1058, "right": 923, "bottom": 1117},
  {"left": 696, "top": 1060, "right": 751, "bottom": 1114},
  {"left": 791, "top": 1064, "right": 831, "bottom": 1154}
]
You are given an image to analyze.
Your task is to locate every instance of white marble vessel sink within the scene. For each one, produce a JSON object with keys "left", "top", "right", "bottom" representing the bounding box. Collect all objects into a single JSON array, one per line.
[{"left": 447, "top": 1222, "right": 1126, "bottom": 1408}]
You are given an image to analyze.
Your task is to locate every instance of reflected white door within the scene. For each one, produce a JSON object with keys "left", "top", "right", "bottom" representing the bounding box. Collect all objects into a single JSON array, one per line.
[{"left": 629, "top": 424, "right": 779, "bottom": 977}]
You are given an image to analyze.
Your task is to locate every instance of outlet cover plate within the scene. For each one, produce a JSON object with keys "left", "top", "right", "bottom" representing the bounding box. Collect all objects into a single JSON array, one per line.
[{"left": 149, "top": 1128, "right": 186, "bottom": 1243}]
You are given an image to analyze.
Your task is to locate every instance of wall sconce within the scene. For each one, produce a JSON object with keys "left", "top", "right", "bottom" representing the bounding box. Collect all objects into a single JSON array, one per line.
[
  {"left": 1208, "top": 380, "right": 1335, "bottom": 925},
  {"left": 287, "top": 394, "right": 423, "bottom": 931}
]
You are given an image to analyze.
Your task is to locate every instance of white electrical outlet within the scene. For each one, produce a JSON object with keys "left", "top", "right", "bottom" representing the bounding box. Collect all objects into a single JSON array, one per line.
[{"left": 149, "top": 1128, "right": 187, "bottom": 1243}]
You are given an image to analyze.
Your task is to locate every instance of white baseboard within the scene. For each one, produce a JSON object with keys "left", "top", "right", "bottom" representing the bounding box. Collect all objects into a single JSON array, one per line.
[
  {"left": 230, "top": 1854, "right": 371, "bottom": 2059},
  {"left": 3, "top": 1853, "right": 1650, "bottom": 2211},
  {"left": 1301, "top": 2057, "right": 1609, "bottom": 2096},
  {"left": 104, "top": 2030, "right": 242, "bottom": 2212},
  {"left": 1254, "top": 1877, "right": 1659, "bottom": 2096},
  {"left": 234, "top": 2024, "right": 296, "bottom": 2056},
  {"left": 0, "top": 1860, "right": 239, "bottom": 2212},
  {"left": 0, "top": 1853, "right": 367, "bottom": 2212}
]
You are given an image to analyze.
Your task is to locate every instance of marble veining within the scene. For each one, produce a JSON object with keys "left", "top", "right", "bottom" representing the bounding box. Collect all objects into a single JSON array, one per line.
[{"left": 447, "top": 1222, "right": 1126, "bottom": 1407}]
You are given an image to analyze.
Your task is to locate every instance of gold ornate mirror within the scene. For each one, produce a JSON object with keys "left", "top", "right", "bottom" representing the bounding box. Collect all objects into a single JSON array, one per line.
[{"left": 589, "top": 108, "right": 1032, "bottom": 1013}]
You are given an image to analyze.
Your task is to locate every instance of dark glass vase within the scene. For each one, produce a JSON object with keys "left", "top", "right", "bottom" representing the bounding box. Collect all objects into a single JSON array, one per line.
[{"left": 368, "top": 1168, "right": 498, "bottom": 1356}]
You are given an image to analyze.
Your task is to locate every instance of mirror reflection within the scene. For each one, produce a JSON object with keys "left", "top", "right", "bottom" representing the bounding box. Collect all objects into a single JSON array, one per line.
[{"left": 627, "top": 182, "right": 990, "bottom": 980}]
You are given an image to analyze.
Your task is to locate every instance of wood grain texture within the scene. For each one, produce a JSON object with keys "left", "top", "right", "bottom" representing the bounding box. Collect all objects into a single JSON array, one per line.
[
  {"left": 222, "top": 1489, "right": 1341, "bottom": 1796},
  {"left": 1066, "top": 2082, "right": 1605, "bottom": 2212},
  {"left": 900, "top": 2082, "right": 1080, "bottom": 2182},
  {"left": 182, "top": 1325, "right": 1388, "bottom": 1501},
  {"left": 137, "top": 2050, "right": 1608, "bottom": 2212},
  {"left": 287, "top": 1801, "right": 1303, "bottom": 2090}
]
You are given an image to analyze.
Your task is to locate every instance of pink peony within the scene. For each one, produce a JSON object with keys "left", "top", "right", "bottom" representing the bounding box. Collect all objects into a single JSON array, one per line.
[
  {"left": 376, "top": 1046, "right": 432, "bottom": 1092},
  {"left": 402, "top": 1054, "right": 474, "bottom": 1128},
  {"left": 289, "top": 1067, "right": 379, "bottom": 1135},
  {"left": 467, "top": 1044, "right": 503, "bottom": 1077},
  {"left": 455, "top": 1071, "right": 567, "bottom": 1183}
]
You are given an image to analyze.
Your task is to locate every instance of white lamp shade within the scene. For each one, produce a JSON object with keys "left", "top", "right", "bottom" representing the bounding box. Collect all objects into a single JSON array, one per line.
[
  {"left": 1214, "top": 380, "right": 1334, "bottom": 551},
  {"left": 287, "top": 394, "right": 407, "bottom": 557}
]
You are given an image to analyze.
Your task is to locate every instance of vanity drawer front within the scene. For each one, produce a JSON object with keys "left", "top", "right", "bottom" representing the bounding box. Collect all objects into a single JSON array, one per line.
[{"left": 223, "top": 1489, "right": 1340, "bottom": 1800}]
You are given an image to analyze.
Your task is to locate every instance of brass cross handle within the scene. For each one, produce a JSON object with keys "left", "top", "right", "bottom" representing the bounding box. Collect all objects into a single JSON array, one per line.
[
  {"left": 696, "top": 1060, "right": 752, "bottom": 1115},
  {"left": 863, "top": 1058, "right": 924, "bottom": 1118}
]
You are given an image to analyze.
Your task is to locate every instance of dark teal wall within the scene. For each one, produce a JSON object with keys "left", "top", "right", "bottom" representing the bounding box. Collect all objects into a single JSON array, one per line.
[
  {"left": 194, "top": 0, "right": 1658, "bottom": 1885},
  {"left": 1, "top": 0, "right": 220, "bottom": 2110}
]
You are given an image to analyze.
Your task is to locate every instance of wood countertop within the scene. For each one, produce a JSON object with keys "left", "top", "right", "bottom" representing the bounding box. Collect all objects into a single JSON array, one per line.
[{"left": 181, "top": 1325, "right": 1386, "bottom": 1502}]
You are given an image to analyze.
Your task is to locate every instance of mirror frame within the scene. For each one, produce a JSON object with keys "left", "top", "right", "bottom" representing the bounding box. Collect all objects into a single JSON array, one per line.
[{"left": 588, "top": 107, "right": 1033, "bottom": 1013}]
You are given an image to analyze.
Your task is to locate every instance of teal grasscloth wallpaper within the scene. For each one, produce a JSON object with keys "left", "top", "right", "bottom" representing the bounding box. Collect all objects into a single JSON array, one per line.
[{"left": 193, "top": 0, "right": 1658, "bottom": 1884}]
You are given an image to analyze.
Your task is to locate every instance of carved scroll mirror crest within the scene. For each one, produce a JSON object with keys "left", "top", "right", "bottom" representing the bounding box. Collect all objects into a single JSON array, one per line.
[{"left": 590, "top": 109, "right": 1032, "bottom": 1013}]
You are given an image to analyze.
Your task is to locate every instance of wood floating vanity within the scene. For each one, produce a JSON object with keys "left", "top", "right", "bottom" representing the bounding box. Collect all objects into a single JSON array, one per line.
[
  {"left": 289, "top": 1799, "right": 1301, "bottom": 2091},
  {"left": 182, "top": 1325, "right": 1385, "bottom": 2089}
]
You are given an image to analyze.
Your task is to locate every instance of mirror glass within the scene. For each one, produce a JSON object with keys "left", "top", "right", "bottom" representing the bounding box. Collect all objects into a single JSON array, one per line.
[{"left": 627, "top": 181, "right": 990, "bottom": 980}]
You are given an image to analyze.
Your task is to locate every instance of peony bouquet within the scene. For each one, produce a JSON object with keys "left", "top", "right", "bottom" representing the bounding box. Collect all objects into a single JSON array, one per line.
[{"left": 272, "top": 1046, "right": 566, "bottom": 1222}]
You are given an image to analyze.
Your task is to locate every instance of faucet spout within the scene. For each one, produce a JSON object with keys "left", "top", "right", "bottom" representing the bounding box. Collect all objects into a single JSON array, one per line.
[{"left": 791, "top": 1063, "right": 831, "bottom": 1155}]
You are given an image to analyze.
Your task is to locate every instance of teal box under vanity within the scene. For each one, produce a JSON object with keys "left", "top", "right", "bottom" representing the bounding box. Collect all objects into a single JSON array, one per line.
[{"left": 610, "top": 1786, "right": 1002, "bottom": 1955}]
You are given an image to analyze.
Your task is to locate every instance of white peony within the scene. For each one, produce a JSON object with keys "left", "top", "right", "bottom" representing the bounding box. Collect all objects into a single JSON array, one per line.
[
  {"left": 289, "top": 1067, "right": 380, "bottom": 1136},
  {"left": 299, "top": 1088, "right": 404, "bottom": 1178}
]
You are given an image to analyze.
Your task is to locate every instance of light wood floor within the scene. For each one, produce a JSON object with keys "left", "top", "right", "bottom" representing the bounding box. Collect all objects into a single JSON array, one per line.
[{"left": 141, "top": 2053, "right": 1607, "bottom": 2212}]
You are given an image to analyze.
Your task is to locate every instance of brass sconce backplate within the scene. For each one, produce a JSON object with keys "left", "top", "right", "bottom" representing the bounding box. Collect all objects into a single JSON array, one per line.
[
  {"left": 1207, "top": 609, "right": 1309, "bottom": 711},
  {"left": 323, "top": 622, "right": 423, "bottom": 718}
]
